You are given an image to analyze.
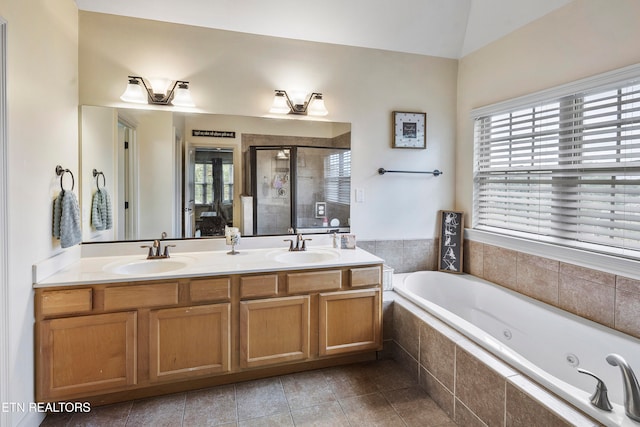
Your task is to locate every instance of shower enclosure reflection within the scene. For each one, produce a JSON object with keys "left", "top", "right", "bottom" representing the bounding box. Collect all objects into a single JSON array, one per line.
[{"left": 250, "top": 146, "right": 351, "bottom": 235}]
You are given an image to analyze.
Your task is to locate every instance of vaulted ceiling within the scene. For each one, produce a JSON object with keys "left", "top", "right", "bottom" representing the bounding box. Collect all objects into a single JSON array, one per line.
[{"left": 75, "top": 0, "right": 572, "bottom": 59}]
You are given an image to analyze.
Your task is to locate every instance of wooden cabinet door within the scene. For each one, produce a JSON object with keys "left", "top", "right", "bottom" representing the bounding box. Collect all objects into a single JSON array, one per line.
[
  {"left": 319, "top": 289, "right": 381, "bottom": 356},
  {"left": 240, "top": 296, "right": 310, "bottom": 368},
  {"left": 37, "top": 311, "right": 137, "bottom": 401},
  {"left": 149, "top": 303, "right": 230, "bottom": 381}
]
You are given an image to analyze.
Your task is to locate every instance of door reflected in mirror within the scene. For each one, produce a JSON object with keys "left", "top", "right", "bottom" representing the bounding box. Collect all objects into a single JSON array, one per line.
[{"left": 79, "top": 106, "right": 351, "bottom": 242}]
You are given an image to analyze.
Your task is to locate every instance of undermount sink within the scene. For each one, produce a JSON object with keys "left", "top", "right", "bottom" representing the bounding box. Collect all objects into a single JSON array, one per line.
[
  {"left": 268, "top": 248, "right": 340, "bottom": 264},
  {"left": 104, "top": 256, "right": 194, "bottom": 275}
]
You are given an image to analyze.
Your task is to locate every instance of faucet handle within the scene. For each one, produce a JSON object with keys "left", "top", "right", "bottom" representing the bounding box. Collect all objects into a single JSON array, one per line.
[
  {"left": 577, "top": 368, "right": 613, "bottom": 411},
  {"left": 284, "top": 239, "right": 294, "bottom": 251},
  {"left": 301, "top": 237, "right": 312, "bottom": 251},
  {"left": 163, "top": 244, "right": 176, "bottom": 258},
  {"left": 140, "top": 245, "right": 154, "bottom": 258}
]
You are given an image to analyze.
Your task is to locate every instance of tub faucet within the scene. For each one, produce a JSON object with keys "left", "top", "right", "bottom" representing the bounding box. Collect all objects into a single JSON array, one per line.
[{"left": 606, "top": 353, "right": 640, "bottom": 421}]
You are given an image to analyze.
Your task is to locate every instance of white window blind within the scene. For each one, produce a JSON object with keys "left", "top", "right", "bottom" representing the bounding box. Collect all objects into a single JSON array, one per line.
[
  {"left": 324, "top": 150, "right": 351, "bottom": 205},
  {"left": 474, "top": 74, "right": 640, "bottom": 258}
]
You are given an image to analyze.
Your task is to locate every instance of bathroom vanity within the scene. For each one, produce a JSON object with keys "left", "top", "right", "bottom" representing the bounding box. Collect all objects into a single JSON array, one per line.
[{"left": 33, "top": 245, "right": 383, "bottom": 405}]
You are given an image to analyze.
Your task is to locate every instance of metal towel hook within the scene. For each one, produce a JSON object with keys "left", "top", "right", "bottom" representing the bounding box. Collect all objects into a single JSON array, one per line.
[{"left": 55, "top": 165, "right": 75, "bottom": 191}]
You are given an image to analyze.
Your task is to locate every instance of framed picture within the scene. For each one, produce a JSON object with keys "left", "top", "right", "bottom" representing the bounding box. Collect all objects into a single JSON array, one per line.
[
  {"left": 437, "top": 210, "right": 464, "bottom": 273},
  {"left": 392, "top": 111, "right": 426, "bottom": 149}
]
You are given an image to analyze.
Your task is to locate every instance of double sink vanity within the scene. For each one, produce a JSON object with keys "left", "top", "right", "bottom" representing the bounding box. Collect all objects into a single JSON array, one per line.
[{"left": 33, "top": 236, "right": 384, "bottom": 405}]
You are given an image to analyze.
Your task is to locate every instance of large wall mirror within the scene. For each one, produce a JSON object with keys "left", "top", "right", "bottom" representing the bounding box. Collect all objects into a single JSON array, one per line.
[{"left": 79, "top": 106, "right": 351, "bottom": 243}]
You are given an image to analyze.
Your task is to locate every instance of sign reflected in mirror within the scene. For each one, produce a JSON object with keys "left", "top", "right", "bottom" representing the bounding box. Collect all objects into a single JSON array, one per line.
[{"left": 79, "top": 106, "right": 351, "bottom": 243}]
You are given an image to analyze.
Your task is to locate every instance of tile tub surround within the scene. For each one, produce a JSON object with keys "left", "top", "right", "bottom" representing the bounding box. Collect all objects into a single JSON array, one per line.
[
  {"left": 390, "top": 294, "right": 599, "bottom": 427},
  {"left": 39, "top": 359, "right": 456, "bottom": 427},
  {"left": 463, "top": 239, "right": 640, "bottom": 341},
  {"left": 358, "top": 239, "right": 438, "bottom": 273}
]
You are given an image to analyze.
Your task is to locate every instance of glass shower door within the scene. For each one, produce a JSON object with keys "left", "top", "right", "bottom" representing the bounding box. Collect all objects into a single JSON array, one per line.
[{"left": 253, "top": 148, "right": 293, "bottom": 235}]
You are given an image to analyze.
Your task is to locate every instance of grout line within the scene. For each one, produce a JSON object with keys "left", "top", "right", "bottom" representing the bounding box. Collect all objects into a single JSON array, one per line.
[
  {"left": 179, "top": 392, "right": 186, "bottom": 426},
  {"left": 233, "top": 384, "right": 239, "bottom": 424}
]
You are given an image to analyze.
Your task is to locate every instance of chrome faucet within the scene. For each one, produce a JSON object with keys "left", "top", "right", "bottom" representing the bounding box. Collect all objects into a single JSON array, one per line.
[
  {"left": 607, "top": 353, "right": 640, "bottom": 421},
  {"left": 284, "top": 233, "right": 312, "bottom": 251},
  {"left": 141, "top": 233, "right": 175, "bottom": 259}
]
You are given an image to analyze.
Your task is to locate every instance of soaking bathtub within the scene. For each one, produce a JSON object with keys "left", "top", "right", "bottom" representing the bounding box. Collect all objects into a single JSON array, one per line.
[{"left": 393, "top": 271, "right": 640, "bottom": 427}]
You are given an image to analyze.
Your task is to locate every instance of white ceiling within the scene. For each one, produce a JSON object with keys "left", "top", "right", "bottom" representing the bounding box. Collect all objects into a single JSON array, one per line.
[{"left": 75, "top": 0, "right": 572, "bottom": 59}]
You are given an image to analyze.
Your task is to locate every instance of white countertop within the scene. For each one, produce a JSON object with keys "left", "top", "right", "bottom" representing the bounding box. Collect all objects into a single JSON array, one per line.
[{"left": 33, "top": 246, "right": 384, "bottom": 288}]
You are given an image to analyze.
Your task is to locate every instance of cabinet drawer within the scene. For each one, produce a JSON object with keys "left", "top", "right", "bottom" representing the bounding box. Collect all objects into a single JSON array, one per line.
[
  {"left": 240, "top": 275, "right": 278, "bottom": 299},
  {"left": 287, "top": 270, "right": 342, "bottom": 293},
  {"left": 40, "top": 288, "right": 92, "bottom": 317},
  {"left": 350, "top": 266, "right": 381, "bottom": 288},
  {"left": 190, "top": 278, "right": 231, "bottom": 302},
  {"left": 104, "top": 282, "right": 179, "bottom": 310}
]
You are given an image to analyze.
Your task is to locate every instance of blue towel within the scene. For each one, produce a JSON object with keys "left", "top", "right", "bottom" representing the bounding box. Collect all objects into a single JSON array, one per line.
[
  {"left": 91, "top": 188, "right": 112, "bottom": 230},
  {"left": 52, "top": 190, "right": 82, "bottom": 248}
]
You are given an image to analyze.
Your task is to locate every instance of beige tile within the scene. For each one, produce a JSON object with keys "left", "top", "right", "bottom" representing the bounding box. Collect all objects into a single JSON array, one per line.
[
  {"left": 616, "top": 276, "right": 640, "bottom": 339},
  {"left": 419, "top": 366, "right": 455, "bottom": 419},
  {"left": 403, "top": 239, "right": 437, "bottom": 272},
  {"left": 322, "top": 364, "right": 378, "bottom": 399},
  {"left": 464, "top": 240, "right": 484, "bottom": 277},
  {"left": 236, "top": 378, "right": 289, "bottom": 421},
  {"left": 290, "top": 402, "right": 350, "bottom": 427},
  {"left": 483, "top": 245, "right": 517, "bottom": 288},
  {"left": 183, "top": 384, "right": 237, "bottom": 426},
  {"left": 280, "top": 370, "right": 335, "bottom": 410},
  {"left": 39, "top": 412, "right": 74, "bottom": 427},
  {"left": 392, "top": 303, "right": 421, "bottom": 359},
  {"left": 505, "top": 382, "right": 573, "bottom": 427},
  {"left": 455, "top": 348, "right": 506, "bottom": 427},
  {"left": 559, "top": 263, "right": 615, "bottom": 287},
  {"left": 340, "top": 392, "right": 405, "bottom": 426},
  {"left": 376, "top": 240, "right": 405, "bottom": 272},
  {"left": 453, "top": 399, "right": 488, "bottom": 427},
  {"left": 67, "top": 401, "right": 132, "bottom": 427},
  {"left": 370, "top": 364, "right": 418, "bottom": 392},
  {"left": 383, "top": 385, "right": 452, "bottom": 427},
  {"left": 127, "top": 393, "right": 186, "bottom": 427},
  {"left": 382, "top": 299, "right": 394, "bottom": 340},
  {"left": 237, "top": 411, "right": 293, "bottom": 427},
  {"left": 392, "top": 339, "right": 419, "bottom": 378},
  {"left": 515, "top": 252, "right": 559, "bottom": 305},
  {"left": 558, "top": 274, "right": 615, "bottom": 327},
  {"left": 420, "top": 322, "right": 456, "bottom": 391}
]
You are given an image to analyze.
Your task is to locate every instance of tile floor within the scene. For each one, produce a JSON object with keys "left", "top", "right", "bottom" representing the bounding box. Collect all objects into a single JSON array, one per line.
[{"left": 40, "top": 359, "right": 456, "bottom": 426}]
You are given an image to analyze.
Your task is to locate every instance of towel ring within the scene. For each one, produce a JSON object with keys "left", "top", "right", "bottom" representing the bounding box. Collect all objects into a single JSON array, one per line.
[
  {"left": 55, "top": 165, "right": 74, "bottom": 191},
  {"left": 93, "top": 169, "right": 105, "bottom": 190}
]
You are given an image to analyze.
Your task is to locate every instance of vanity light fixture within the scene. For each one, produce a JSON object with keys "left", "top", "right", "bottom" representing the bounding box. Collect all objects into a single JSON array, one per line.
[
  {"left": 120, "top": 76, "right": 195, "bottom": 107},
  {"left": 269, "top": 90, "right": 328, "bottom": 116}
]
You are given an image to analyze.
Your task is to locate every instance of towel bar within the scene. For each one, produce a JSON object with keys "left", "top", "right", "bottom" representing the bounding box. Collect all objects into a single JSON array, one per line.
[{"left": 378, "top": 168, "right": 442, "bottom": 176}]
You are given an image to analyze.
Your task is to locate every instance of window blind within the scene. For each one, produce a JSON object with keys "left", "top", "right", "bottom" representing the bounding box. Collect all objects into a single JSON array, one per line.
[
  {"left": 474, "top": 76, "right": 640, "bottom": 257},
  {"left": 324, "top": 151, "right": 351, "bottom": 205}
]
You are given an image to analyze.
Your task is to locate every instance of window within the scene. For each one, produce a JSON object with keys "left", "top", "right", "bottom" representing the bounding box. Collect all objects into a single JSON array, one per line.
[
  {"left": 473, "top": 67, "right": 640, "bottom": 259},
  {"left": 194, "top": 158, "right": 233, "bottom": 206},
  {"left": 324, "top": 150, "right": 351, "bottom": 205}
]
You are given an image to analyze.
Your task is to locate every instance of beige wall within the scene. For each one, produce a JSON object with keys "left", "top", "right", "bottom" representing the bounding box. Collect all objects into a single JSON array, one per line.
[
  {"left": 456, "top": 0, "right": 640, "bottom": 227},
  {"left": 0, "top": 0, "right": 78, "bottom": 425},
  {"left": 79, "top": 12, "right": 459, "bottom": 241}
]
